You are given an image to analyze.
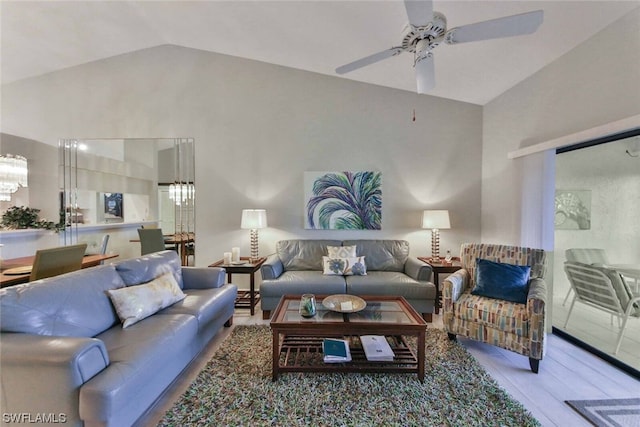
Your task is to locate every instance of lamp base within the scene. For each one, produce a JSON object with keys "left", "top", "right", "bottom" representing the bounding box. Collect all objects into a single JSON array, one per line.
[
  {"left": 430, "top": 229, "right": 441, "bottom": 262},
  {"left": 249, "top": 229, "right": 259, "bottom": 263}
]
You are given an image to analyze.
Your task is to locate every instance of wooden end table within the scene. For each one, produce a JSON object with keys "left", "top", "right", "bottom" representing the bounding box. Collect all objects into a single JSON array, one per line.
[
  {"left": 418, "top": 257, "right": 462, "bottom": 314},
  {"left": 208, "top": 256, "right": 266, "bottom": 315},
  {"left": 270, "top": 295, "right": 427, "bottom": 382}
]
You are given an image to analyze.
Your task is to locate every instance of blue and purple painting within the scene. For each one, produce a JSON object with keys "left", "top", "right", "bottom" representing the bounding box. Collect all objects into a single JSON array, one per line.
[{"left": 304, "top": 171, "right": 382, "bottom": 230}]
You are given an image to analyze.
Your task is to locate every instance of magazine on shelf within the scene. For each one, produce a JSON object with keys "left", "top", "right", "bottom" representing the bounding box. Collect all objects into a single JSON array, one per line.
[
  {"left": 360, "top": 335, "right": 395, "bottom": 362},
  {"left": 322, "top": 338, "right": 352, "bottom": 363}
]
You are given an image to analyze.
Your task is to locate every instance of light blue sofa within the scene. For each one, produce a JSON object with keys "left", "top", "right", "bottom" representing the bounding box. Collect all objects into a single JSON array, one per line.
[
  {"left": 260, "top": 239, "right": 435, "bottom": 321},
  {"left": 0, "top": 250, "right": 237, "bottom": 427}
]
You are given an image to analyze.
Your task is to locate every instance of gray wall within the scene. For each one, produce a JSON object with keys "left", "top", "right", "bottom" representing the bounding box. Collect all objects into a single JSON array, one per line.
[
  {"left": 1, "top": 45, "right": 483, "bottom": 266},
  {"left": 482, "top": 8, "right": 640, "bottom": 246}
]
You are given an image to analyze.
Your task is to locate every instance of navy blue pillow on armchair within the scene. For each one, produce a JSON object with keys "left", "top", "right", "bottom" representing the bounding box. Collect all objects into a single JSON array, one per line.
[{"left": 471, "top": 258, "right": 531, "bottom": 304}]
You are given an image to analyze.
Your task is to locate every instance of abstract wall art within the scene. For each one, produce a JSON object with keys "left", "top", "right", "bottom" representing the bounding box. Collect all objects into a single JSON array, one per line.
[{"left": 304, "top": 171, "right": 382, "bottom": 230}]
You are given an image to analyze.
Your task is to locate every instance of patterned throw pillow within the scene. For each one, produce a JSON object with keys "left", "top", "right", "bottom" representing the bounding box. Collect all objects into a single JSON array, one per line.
[
  {"left": 107, "top": 272, "right": 186, "bottom": 328},
  {"left": 327, "top": 245, "right": 357, "bottom": 258},
  {"left": 322, "top": 256, "right": 367, "bottom": 276}
]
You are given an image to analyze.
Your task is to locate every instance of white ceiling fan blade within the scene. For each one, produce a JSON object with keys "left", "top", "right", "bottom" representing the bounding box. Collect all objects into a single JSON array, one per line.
[
  {"left": 404, "top": 0, "right": 433, "bottom": 27},
  {"left": 415, "top": 54, "right": 435, "bottom": 94},
  {"left": 335, "top": 47, "right": 403, "bottom": 74},
  {"left": 445, "top": 10, "right": 543, "bottom": 44}
]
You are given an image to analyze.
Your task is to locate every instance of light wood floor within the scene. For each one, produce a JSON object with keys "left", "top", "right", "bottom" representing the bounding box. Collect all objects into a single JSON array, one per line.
[{"left": 136, "top": 310, "right": 639, "bottom": 427}]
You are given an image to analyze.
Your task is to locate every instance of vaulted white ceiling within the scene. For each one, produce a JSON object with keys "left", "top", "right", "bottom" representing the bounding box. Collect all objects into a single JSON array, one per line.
[{"left": 2, "top": 1, "right": 638, "bottom": 105}]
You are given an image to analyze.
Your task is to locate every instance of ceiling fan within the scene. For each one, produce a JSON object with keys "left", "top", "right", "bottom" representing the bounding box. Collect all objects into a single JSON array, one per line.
[{"left": 335, "top": 0, "right": 544, "bottom": 94}]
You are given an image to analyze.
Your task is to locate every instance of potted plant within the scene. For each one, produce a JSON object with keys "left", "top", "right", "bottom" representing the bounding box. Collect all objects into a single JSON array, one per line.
[{"left": 1, "top": 206, "right": 65, "bottom": 232}]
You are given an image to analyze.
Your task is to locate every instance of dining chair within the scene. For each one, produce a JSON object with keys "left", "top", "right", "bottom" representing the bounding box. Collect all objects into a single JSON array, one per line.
[
  {"left": 141, "top": 225, "right": 178, "bottom": 251},
  {"left": 99, "top": 234, "right": 110, "bottom": 255},
  {"left": 98, "top": 234, "right": 110, "bottom": 264},
  {"left": 137, "top": 228, "right": 168, "bottom": 255},
  {"left": 29, "top": 243, "right": 88, "bottom": 281}
]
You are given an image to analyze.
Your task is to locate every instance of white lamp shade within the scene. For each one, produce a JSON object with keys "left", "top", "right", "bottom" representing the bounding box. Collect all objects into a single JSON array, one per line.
[
  {"left": 422, "top": 210, "right": 450, "bottom": 229},
  {"left": 241, "top": 209, "right": 268, "bottom": 229}
]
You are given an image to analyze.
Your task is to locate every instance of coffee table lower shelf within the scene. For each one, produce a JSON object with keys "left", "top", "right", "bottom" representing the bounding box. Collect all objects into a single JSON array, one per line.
[{"left": 274, "top": 334, "right": 422, "bottom": 381}]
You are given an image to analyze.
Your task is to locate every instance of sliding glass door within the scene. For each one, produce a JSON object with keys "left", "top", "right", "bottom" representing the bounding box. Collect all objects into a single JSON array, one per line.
[{"left": 552, "top": 133, "right": 640, "bottom": 373}]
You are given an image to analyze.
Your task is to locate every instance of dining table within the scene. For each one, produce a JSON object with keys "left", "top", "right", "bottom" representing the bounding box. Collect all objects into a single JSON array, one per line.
[
  {"left": 0, "top": 253, "right": 119, "bottom": 288},
  {"left": 164, "top": 232, "right": 195, "bottom": 266}
]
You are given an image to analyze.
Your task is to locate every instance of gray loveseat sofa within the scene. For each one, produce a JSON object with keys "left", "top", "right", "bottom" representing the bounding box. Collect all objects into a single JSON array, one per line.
[
  {"left": 260, "top": 239, "right": 435, "bottom": 321},
  {"left": 0, "top": 250, "right": 237, "bottom": 427}
]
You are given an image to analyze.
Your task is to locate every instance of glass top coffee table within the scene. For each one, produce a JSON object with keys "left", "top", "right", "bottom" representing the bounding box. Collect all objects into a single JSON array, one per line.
[{"left": 270, "top": 295, "right": 427, "bottom": 382}]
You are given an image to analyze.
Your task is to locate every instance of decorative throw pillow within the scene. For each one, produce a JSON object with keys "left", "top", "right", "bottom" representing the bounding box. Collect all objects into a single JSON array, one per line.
[
  {"left": 471, "top": 258, "right": 531, "bottom": 304},
  {"left": 322, "top": 256, "right": 367, "bottom": 276},
  {"left": 106, "top": 272, "right": 186, "bottom": 328},
  {"left": 327, "top": 245, "right": 357, "bottom": 258}
]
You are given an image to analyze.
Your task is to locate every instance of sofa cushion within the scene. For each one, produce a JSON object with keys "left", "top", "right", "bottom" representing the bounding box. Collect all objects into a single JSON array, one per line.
[
  {"left": 346, "top": 272, "right": 436, "bottom": 300},
  {"left": 0, "top": 265, "right": 125, "bottom": 337},
  {"left": 342, "top": 240, "right": 408, "bottom": 272},
  {"left": 452, "top": 293, "right": 530, "bottom": 336},
  {"left": 160, "top": 287, "right": 237, "bottom": 331},
  {"left": 327, "top": 245, "right": 356, "bottom": 258},
  {"left": 80, "top": 314, "right": 198, "bottom": 423},
  {"left": 277, "top": 239, "right": 341, "bottom": 271},
  {"left": 471, "top": 258, "right": 531, "bottom": 304},
  {"left": 115, "top": 250, "right": 183, "bottom": 288},
  {"left": 260, "top": 271, "right": 347, "bottom": 298},
  {"left": 107, "top": 273, "right": 186, "bottom": 328},
  {"left": 322, "top": 256, "right": 367, "bottom": 276}
]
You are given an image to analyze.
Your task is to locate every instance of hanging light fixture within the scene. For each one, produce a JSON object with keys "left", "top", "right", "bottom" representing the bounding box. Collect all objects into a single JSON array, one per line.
[
  {"left": 169, "top": 183, "right": 195, "bottom": 206},
  {"left": 0, "top": 154, "right": 28, "bottom": 201}
]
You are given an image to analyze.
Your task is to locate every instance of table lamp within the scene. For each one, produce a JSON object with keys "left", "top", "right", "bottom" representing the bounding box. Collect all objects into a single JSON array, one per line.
[
  {"left": 240, "top": 209, "right": 268, "bottom": 262},
  {"left": 422, "top": 210, "right": 450, "bottom": 262}
]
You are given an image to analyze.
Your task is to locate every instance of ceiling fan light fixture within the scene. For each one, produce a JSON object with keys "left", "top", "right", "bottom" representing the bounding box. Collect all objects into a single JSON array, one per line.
[
  {"left": 335, "top": 1, "right": 544, "bottom": 94},
  {"left": 415, "top": 53, "right": 435, "bottom": 94}
]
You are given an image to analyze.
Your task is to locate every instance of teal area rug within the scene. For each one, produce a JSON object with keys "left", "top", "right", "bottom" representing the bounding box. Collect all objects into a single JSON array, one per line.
[
  {"left": 159, "top": 325, "right": 540, "bottom": 426},
  {"left": 566, "top": 398, "right": 640, "bottom": 427}
]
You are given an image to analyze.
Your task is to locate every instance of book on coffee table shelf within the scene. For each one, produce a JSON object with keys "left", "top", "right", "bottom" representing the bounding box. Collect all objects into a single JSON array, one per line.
[
  {"left": 322, "top": 338, "right": 352, "bottom": 363},
  {"left": 360, "top": 335, "right": 395, "bottom": 362}
]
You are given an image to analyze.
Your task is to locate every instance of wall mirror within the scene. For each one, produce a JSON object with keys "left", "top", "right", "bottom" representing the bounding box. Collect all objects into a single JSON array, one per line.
[{"left": 59, "top": 137, "right": 195, "bottom": 263}]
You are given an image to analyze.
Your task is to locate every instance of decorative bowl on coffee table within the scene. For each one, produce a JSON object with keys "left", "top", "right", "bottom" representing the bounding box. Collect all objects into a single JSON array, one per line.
[{"left": 322, "top": 294, "right": 366, "bottom": 313}]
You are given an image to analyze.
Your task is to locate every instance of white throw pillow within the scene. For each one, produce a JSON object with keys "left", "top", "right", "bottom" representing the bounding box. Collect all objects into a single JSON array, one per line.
[
  {"left": 322, "top": 256, "right": 367, "bottom": 276},
  {"left": 107, "top": 272, "right": 186, "bottom": 328},
  {"left": 327, "top": 245, "right": 357, "bottom": 258}
]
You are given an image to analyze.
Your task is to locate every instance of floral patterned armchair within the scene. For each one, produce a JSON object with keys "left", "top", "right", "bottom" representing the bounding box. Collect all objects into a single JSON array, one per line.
[{"left": 442, "top": 243, "right": 547, "bottom": 373}]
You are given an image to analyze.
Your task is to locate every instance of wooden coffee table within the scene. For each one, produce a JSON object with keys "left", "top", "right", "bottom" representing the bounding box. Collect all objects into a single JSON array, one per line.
[{"left": 270, "top": 295, "right": 427, "bottom": 382}]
